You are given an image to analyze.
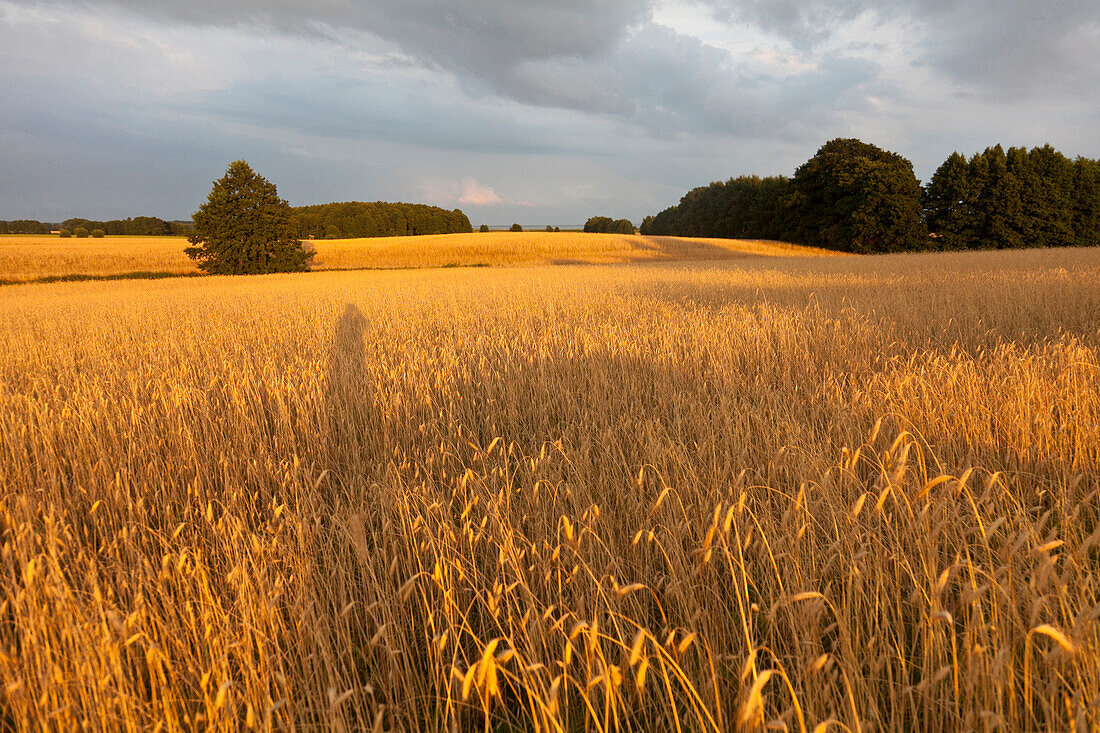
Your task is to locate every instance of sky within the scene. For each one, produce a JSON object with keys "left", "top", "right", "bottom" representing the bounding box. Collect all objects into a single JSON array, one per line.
[{"left": 0, "top": 0, "right": 1097, "bottom": 226}]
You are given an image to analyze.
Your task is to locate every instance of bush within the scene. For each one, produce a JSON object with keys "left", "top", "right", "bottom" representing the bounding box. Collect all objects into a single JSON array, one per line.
[
  {"left": 324, "top": 225, "right": 342, "bottom": 240},
  {"left": 584, "top": 217, "right": 634, "bottom": 234},
  {"left": 73, "top": 227, "right": 90, "bottom": 238},
  {"left": 510, "top": 223, "right": 523, "bottom": 232},
  {"left": 58, "top": 229, "right": 72, "bottom": 238},
  {"left": 479, "top": 224, "right": 490, "bottom": 233},
  {"left": 546, "top": 225, "right": 554, "bottom": 232},
  {"left": 185, "top": 160, "right": 312, "bottom": 275},
  {"left": 91, "top": 229, "right": 105, "bottom": 238},
  {"left": 584, "top": 216, "right": 613, "bottom": 233}
]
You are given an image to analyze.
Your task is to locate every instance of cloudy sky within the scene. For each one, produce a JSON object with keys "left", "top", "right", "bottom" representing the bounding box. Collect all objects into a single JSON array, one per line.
[{"left": 1, "top": 0, "right": 1097, "bottom": 226}]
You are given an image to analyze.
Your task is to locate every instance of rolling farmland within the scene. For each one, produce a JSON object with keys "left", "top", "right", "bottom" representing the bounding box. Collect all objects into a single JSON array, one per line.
[
  {"left": 2, "top": 246, "right": 1099, "bottom": 730},
  {"left": 0, "top": 232, "right": 840, "bottom": 282}
]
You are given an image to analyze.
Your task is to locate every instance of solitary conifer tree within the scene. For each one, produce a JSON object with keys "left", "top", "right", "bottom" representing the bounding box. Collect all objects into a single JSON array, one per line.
[{"left": 186, "top": 160, "right": 312, "bottom": 274}]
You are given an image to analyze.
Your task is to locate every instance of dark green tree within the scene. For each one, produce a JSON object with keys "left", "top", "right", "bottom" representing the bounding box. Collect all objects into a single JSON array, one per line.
[
  {"left": 612, "top": 219, "right": 635, "bottom": 234},
  {"left": 58, "top": 229, "right": 72, "bottom": 238},
  {"left": 510, "top": 223, "right": 523, "bottom": 232},
  {"left": 186, "top": 160, "right": 312, "bottom": 274},
  {"left": 584, "top": 216, "right": 613, "bottom": 233},
  {"left": 639, "top": 176, "right": 793, "bottom": 240},
  {"left": 479, "top": 224, "right": 490, "bottom": 233},
  {"left": 923, "top": 152, "right": 974, "bottom": 249},
  {"left": 324, "top": 225, "right": 342, "bottom": 240},
  {"left": 1023, "top": 145, "right": 1075, "bottom": 248},
  {"left": 790, "top": 138, "right": 927, "bottom": 252},
  {"left": 968, "top": 146, "right": 1027, "bottom": 249},
  {"left": 1072, "top": 158, "right": 1100, "bottom": 247},
  {"left": 73, "top": 226, "right": 89, "bottom": 238},
  {"left": 91, "top": 229, "right": 105, "bottom": 238}
]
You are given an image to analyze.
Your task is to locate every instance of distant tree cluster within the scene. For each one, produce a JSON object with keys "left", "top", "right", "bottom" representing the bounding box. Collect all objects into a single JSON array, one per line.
[
  {"left": 641, "top": 176, "right": 793, "bottom": 241},
  {"left": 583, "top": 216, "right": 635, "bottom": 234},
  {"left": 63, "top": 216, "right": 193, "bottom": 236},
  {"left": 0, "top": 220, "right": 53, "bottom": 234},
  {"left": 641, "top": 138, "right": 1100, "bottom": 253},
  {"left": 923, "top": 145, "right": 1100, "bottom": 249},
  {"left": 0, "top": 217, "right": 192, "bottom": 235},
  {"left": 292, "top": 202, "right": 472, "bottom": 239}
]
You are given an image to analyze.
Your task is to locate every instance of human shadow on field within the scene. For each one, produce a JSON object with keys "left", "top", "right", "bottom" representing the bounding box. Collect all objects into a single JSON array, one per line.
[{"left": 325, "top": 304, "right": 375, "bottom": 472}]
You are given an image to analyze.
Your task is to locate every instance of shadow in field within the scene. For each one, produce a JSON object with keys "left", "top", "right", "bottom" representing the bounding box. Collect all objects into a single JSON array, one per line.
[
  {"left": 546, "top": 236, "right": 772, "bottom": 267},
  {"left": 305, "top": 299, "right": 1092, "bottom": 732},
  {"left": 325, "top": 304, "right": 376, "bottom": 471}
]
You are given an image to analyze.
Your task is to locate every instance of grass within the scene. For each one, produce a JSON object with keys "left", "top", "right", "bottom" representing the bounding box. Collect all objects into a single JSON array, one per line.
[
  {"left": 0, "top": 232, "right": 838, "bottom": 281},
  {"left": 0, "top": 247, "right": 1098, "bottom": 731}
]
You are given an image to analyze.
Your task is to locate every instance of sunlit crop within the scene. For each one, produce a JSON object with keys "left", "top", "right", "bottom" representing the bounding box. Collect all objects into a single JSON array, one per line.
[
  {"left": 0, "top": 232, "right": 839, "bottom": 282},
  {"left": 1, "top": 247, "right": 1098, "bottom": 731}
]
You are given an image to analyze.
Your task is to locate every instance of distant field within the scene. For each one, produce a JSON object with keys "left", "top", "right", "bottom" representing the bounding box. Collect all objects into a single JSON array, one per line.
[
  {"left": 0, "top": 235, "right": 198, "bottom": 281},
  {"left": 1, "top": 248, "right": 1098, "bottom": 730},
  {"left": 0, "top": 232, "right": 840, "bottom": 282}
]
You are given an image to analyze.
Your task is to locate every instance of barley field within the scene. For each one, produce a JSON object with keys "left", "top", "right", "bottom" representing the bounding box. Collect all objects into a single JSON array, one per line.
[
  {"left": 0, "top": 236, "right": 198, "bottom": 281},
  {"left": 0, "top": 232, "right": 838, "bottom": 282},
  {"left": 1, "top": 247, "right": 1099, "bottom": 731}
]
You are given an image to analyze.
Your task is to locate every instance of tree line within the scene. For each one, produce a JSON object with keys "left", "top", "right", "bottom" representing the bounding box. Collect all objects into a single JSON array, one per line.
[
  {"left": 64, "top": 217, "right": 194, "bottom": 236},
  {"left": 0, "top": 220, "right": 53, "bottom": 234},
  {"left": 0, "top": 217, "right": 193, "bottom": 235},
  {"left": 3, "top": 203, "right": 474, "bottom": 241},
  {"left": 291, "top": 202, "right": 472, "bottom": 239},
  {"left": 641, "top": 138, "right": 1100, "bottom": 253}
]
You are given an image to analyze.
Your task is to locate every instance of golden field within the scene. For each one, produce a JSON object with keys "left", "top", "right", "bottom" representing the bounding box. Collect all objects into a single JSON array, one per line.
[
  {"left": 0, "top": 235, "right": 198, "bottom": 281},
  {"left": 309, "top": 232, "right": 842, "bottom": 270},
  {"left": 1, "top": 247, "right": 1099, "bottom": 731},
  {"left": 0, "top": 232, "right": 838, "bottom": 281}
]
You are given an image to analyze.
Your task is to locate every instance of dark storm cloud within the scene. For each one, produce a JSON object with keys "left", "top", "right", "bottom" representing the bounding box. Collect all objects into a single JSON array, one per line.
[
  {"left": 699, "top": 0, "right": 1100, "bottom": 96},
  {"left": 189, "top": 74, "right": 587, "bottom": 155},
  {"left": 15, "top": 0, "right": 656, "bottom": 95},
  {"left": 1, "top": 0, "right": 1096, "bottom": 222},
  {"left": 7, "top": 0, "right": 882, "bottom": 139},
  {"left": 15, "top": 0, "right": 1095, "bottom": 107},
  {"left": 695, "top": 0, "right": 881, "bottom": 46},
  {"left": 610, "top": 24, "right": 880, "bottom": 137}
]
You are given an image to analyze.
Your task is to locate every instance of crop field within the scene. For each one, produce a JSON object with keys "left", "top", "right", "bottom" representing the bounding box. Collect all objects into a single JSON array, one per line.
[
  {"left": 0, "top": 235, "right": 198, "bottom": 281},
  {"left": 0, "top": 232, "right": 839, "bottom": 282},
  {"left": 1, "top": 247, "right": 1099, "bottom": 731}
]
